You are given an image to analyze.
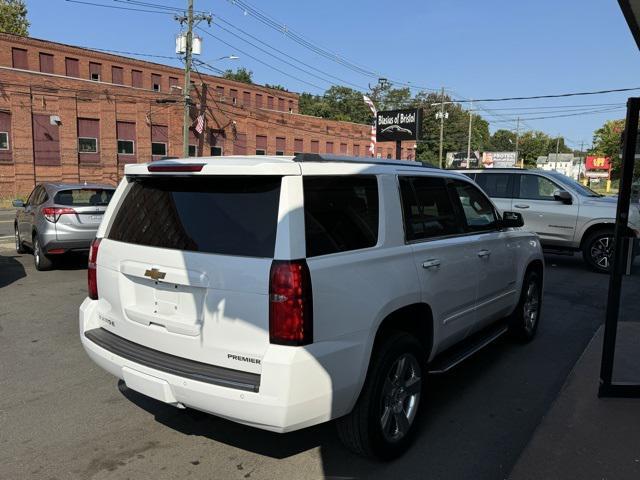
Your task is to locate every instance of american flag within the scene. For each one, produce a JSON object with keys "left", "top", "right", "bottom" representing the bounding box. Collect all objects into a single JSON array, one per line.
[
  {"left": 363, "top": 95, "right": 377, "bottom": 156},
  {"left": 194, "top": 114, "right": 205, "bottom": 134}
]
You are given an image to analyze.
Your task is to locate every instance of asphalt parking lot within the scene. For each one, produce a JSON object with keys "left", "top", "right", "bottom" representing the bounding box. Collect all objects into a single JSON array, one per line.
[{"left": 1, "top": 207, "right": 638, "bottom": 480}]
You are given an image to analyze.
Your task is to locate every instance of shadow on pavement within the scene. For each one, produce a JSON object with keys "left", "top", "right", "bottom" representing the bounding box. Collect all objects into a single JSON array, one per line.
[
  {"left": 117, "top": 379, "right": 335, "bottom": 459},
  {"left": 0, "top": 252, "right": 26, "bottom": 288},
  {"left": 53, "top": 252, "right": 89, "bottom": 271}
]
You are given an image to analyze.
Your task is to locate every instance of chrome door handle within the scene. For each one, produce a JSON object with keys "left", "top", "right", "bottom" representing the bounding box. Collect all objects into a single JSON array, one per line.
[
  {"left": 422, "top": 259, "right": 441, "bottom": 269},
  {"left": 514, "top": 204, "right": 530, "bottom": 209},
  {"left": 477, "top": 249, "right": 491, "bottom": 258}
]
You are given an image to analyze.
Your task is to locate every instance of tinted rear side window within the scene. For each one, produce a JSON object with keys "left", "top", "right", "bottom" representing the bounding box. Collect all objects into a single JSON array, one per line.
[
  {"left": 399, "top": 176, "right": 462, "bottom": 241},
  {"left": 474, "top": 173, "right": 513, "bottom": 198},
  {"left": 108, "top": 176, "right": 282, "bottom": 257},
  {"left": 55, "top": 189, "right": 114, "bottom": 206},
  {"left": 304, "top": 176, "right": 379, "bottom": 257}
]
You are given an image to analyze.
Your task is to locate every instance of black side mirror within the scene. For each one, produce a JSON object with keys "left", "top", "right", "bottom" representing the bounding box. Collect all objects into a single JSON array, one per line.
[
  {"left": 554, "top": 190, "right": 573, "bottom": 205},
  {"left": 501, "top": 211, "right": 524, "bottom": 228},
  {"left": 12, "top": 199, "right": 25, "bottom": 208}
]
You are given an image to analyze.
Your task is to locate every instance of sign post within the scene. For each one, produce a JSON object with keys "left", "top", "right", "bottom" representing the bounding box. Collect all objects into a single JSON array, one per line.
[{"left": 376, "top": 108, "right": 423, "bottom": 160}]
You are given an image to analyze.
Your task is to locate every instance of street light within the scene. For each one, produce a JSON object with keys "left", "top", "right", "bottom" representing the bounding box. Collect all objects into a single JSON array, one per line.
[{"left": 214, "top": 55, "right": 239, "bottom": 61}]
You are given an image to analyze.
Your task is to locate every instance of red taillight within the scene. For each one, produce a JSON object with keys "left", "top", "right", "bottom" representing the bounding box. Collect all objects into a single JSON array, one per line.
[
  {"left": 42, "top": 207, "right": 76, "bottom": 222},
  {"left": 147, "top": 164, "right": 204, "bottom": 172},
  {"left": 88, "top": 238, "right": 101, "bottom": 300},
  {"left": 269, "top": 260, "right": 313, "bottom": 346}
]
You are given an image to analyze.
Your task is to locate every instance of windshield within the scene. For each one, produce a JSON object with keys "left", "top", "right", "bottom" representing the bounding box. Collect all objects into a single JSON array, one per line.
[{"left": 544, "top": 172, "right": 603, "bottom": 197}]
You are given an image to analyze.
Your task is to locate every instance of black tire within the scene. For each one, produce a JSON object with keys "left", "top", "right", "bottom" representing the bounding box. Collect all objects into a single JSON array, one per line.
[
  {"left": 336, "top": 332, "right": 425, "bottom": 460},
  {"left": 508, "top": 270, "right": 542, "bottom": 342},
  {"left": 15, "top": 225, "right": 26, "bottom": 254},
  {"left": 33, "top": 235, "right": 53, "bottom": 271},
  {"left": 582, "top": 229, "right": 614, "bottom": 274}
]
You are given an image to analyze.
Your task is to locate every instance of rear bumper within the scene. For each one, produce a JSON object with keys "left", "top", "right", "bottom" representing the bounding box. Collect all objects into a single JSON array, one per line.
[
  {"left": 79, "top": 298, "right": 365, "bottom": 433},
  {"left": 43, "top": 238, "right": 92, "bottom": 253}
]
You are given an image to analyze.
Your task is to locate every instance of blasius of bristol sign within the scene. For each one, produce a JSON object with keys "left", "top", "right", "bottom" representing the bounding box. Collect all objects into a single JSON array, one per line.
[{"left": 376, "top": 108, "right": 422, "bottom": 142}]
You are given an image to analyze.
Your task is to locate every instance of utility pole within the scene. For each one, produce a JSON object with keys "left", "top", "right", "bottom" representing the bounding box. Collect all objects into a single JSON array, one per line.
[
  {"left": 466, "top": 102, "right": 473, "bottom": 169},
  {"left": 438, "top": 86, "right": 445, "bottom": 169},
  {"left": 515, "top": 116, "right": 521, "bottom": 168},
  {"left": 176, "top": 1, "right": 211, "bottom": 158},
  {"left": 555, "top": 136, "right": 560, "bottom": 169}
]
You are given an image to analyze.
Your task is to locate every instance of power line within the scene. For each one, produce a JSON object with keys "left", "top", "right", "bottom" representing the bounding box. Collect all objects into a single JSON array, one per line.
[
  {"left": 445, "top": 87, "right": 640, "bottom": 104},
  {"left": 64, "top": 0, "right": 175, "bottom": 14},
  {"left": 197, "top": 26, "right": 326, "bottom": 92},
  {"left": 213, "top": 14, "right": 369, "bottom": 91},
  {"left": 491, "top": 106, "right": 625, "bottom": 123},
  {"left": 225, "top": 0, "right": 438, "bottom": 92}
]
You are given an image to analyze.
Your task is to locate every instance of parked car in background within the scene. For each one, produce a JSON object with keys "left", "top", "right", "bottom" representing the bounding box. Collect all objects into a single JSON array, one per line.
[
  {"left": 80, "top": 154, "right": 544, "bottom": 459},
  {"left": 458, "top": 168, "right": 640, "bottom": 273},
  {"left": 13, "top": 183, "right": 115, "bottom": 270}
]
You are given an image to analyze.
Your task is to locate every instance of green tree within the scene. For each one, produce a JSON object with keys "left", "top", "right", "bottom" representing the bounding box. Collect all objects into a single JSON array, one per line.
[
  {"left": 413, "top": 92, "right": 490, "bottom": 166},
  {"left": 0, "top": 0, "right": 29, "bottom": 36},
  {"left": 590, "top": 119, "right": 624, "bottom": 177},
  {"left": 489, "top": 129, "right": 517, "bottom": 151},
  {"left": 222, "top": 67, "right": 253, "bottom": 84},
  {"left": 265, "top": 83, "right": 287, "bottom": 91},
  {"left": 299, "top": 86, "right": 373, "bottom": 124}
]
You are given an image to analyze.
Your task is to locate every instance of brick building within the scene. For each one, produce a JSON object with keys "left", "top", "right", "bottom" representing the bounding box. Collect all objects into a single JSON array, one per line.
[{"left": 0, "top": 34, "right": 417, "bottom": 198}]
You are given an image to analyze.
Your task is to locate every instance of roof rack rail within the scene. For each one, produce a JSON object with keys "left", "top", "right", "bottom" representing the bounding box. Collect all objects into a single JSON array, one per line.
[{"left": 292, "top": 153, "right": 438, "bottom": 169}]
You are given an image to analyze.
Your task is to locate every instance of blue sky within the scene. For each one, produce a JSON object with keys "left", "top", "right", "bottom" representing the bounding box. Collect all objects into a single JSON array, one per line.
[{"left": 26, "top": 0, "right": 640, "bottom": 149}]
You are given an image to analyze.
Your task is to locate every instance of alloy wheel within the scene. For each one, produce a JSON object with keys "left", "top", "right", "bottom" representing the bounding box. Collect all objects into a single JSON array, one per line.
[
  {"left": 523, "top": 280, "right": 540, "bottom": 334},
  {"left": 34, "top": 238, "right": 40, "bottom": 267},
  {"left": 380, "top": 354, "right": 422, "bottom": 443},
  {"left": 590, "top": 236, "right": 614, "bottom": 270}
]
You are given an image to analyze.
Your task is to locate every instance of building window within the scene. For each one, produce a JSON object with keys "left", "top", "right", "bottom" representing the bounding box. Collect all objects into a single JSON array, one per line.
[
  {"left": 169, "top": 76, "right": 179, "bottom": 89},
  {"left": 132, "top": 69, "right": 143, "bottom": 88},
  {"left": 211, "top": 146, "right": 223, "bottom": 156},
  {"left": 78, "top": 137, "right": 98, "bottom": 153},
  {"left": 216, "top": 85, "right": 225, "bottom": 98},
  {"left": 289, "top": 100, "right": 294, "bottom": 113},
  {"left": 256, "top": 134, "right": 267, "bottom": 155},
  {"left": 112, "top": 66, "right": 124, "bottom": 85},
  {"left": 151, "top": 142, "right": 167, "bottom": 156},
  {"left": 234, "top": 133, "right": 247, "bottom": 155},
  {"left": 12, "top": 48, "right": 28, "bottom": 69},
  {"left": 294, "top": 138, "right": 303, "bottom": 154},
  {"left": 151, "top": 73, "right": 161, "bottom": 92},
  {"left": 255, "top": 93, "right": 263, "bottom": 108},
  {"left": 278, "top": 98, "right": 285, "bottom": 111},
  {"left": 326, "top": 141, "right": 334, "bottom": 154},
  {"left": 0, "top": 132, "right": 9, "bottom": 150},
  {"left": 117, "top": 140, "right": 134, "bottom": 155},
  {"left": 276, "top": 136, "right": 285, "bottom": 156},
  {"left": 311, "top": 139, "right": 319, "bottom": 153},
  {"left": 39, "top": 53, "right": 54, "bottom": 74},
  {"left": 353, "top": 144, "right": 360, "bottom": 157},
  {"left": 89, "top": 62, "right": 101, "bottom": 81},
  {"left": 340, "top": 143, "right": 348, "bottom": 154},
  {"left": 230, "top": 89, "right": 238, "bottom": 105},
  {"left": 65, "top": 57, "right": 79, "bottom": 77},
  {"left": 267, "top": 96, "right": 274, "bottom": 109},
  {"left": 188, "top": 145, "right": 198, "bottom": 157}
]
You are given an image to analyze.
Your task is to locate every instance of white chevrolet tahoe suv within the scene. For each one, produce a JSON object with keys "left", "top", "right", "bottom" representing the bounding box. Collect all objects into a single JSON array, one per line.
[{"left": 80, "top": 154, "right": 544, "bottom": 459}]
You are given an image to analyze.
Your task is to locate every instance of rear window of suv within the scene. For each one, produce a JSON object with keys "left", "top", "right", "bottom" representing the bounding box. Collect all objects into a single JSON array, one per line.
[
  {"left": 55, "top": 188, "right": 114, "bottom": 206},
  {"left": 304, "top": 175, "right": 379, "bottom": 257},
  {"left": 107, "top": 176, "right": 282, "bottom": 258}
]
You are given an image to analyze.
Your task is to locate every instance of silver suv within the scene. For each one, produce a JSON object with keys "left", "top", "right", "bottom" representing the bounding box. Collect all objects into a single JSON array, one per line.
[
  {"left": 13, "top": 183, "right": 115, "bottom": 270},
  {"left": 459, "top": 169, "right": 640, "bottom": 273}
]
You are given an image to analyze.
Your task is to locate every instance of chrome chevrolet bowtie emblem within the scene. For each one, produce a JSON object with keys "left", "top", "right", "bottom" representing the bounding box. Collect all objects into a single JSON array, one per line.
[{"left": 144, "top": 268, "right": 166, "bottom": 280}]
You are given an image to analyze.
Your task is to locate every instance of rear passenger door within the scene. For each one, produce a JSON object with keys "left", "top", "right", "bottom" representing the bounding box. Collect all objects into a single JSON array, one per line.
[
  {"left": 449, "top": 179, "right": 518, "bottom": 329},
  {"left": 399, "top": 175, "right": 479, "bottom": 350},
  {"left": 473, "top": 173, "right": 514, "bottom": 214}
]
